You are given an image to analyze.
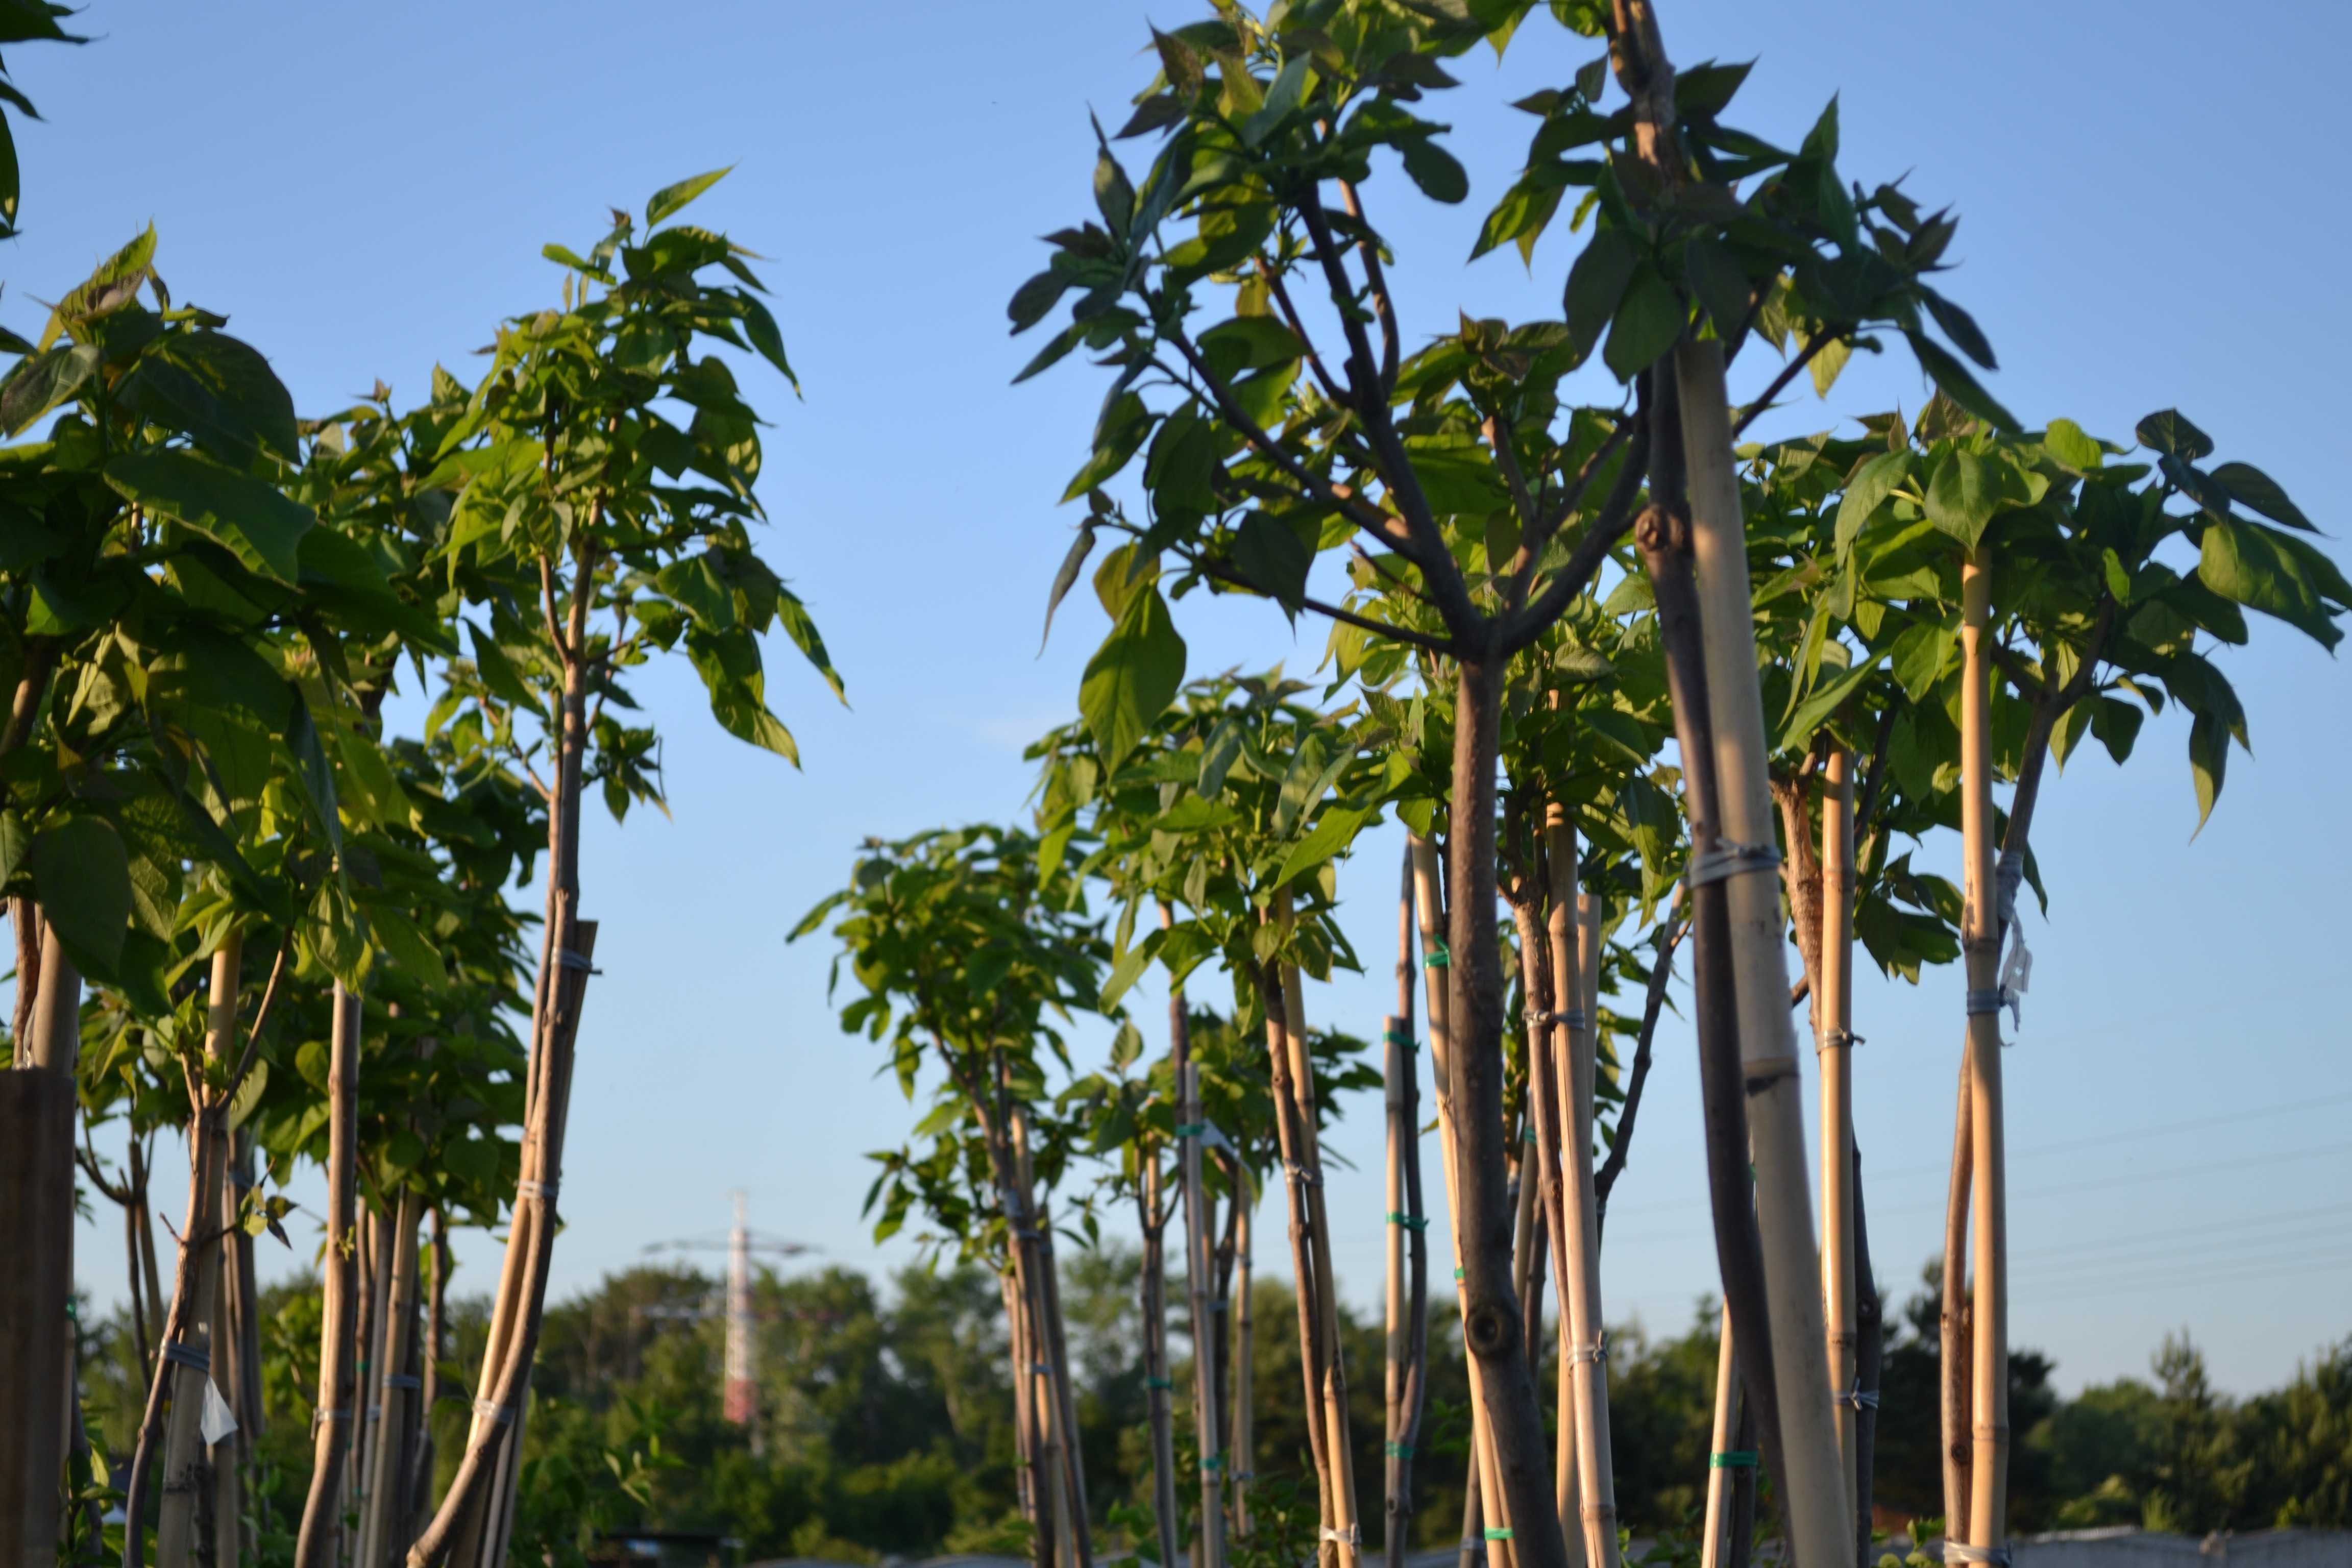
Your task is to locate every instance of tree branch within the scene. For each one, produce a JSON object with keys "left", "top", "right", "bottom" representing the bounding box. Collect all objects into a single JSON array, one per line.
[
  {"left": 1335, "top": 179, "right": 1401, "bottom": 395},
  {"left": 1179, "top": 541, "right": 1455, "bottom": 656},
  {"left": 1596, "top": 897, "right": 1686, "bottom": 1233},
  {"left": 1729, "top": 330, "right": 1849, "bottom": 440},
  {"left": 1253, "top": 254, "right": 1350, "bottom": 409},
  {"left": 1496, "top": 422, "right": 1653, "bottom": 654}
]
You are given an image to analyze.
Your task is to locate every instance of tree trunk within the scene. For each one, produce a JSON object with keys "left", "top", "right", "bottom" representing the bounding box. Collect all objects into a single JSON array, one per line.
[
  {"left": 1820, "top": 747, "right": 1859, "bottom": 1522},
  {"left": 410, "top": 916, "right": 597, "bottom": 1568},
  {"left": 361, "top": 1189, "right": 425, "bottom": 1568},
  {"left": 1632, "top": 388, "right": 1786, "bottom": 1511},
  {"left": 1957, "top": 552, "right": 2011, "bottom": 1558},
  {"left": 405, "top": 1208, "right": 450, "bottom": 1549},
  {"left": 212, "top": 1148, "right": 246, "bottom": 1568},
  {"left": 1003, "top": 1265, "right": 1048, "bottom": 1568},
  {"left": 1229, "top": 1186, "right": 1254, "bottom": 1541},
  {"left": 1852, "top": 1144, "right": 1883, "bottom": 1568},
  {"left": 1140, "top": 1162, "right": 1182, "bottom": 1568},
  {"left": 158, "top": 934, "right": 242, "bottom": 1568},
  {"left": 1441, "top": 658, "right": 1564, "bottom": 1568},
  {"left": 1675, "top": 336, "right": 1853, "bottom": 1568},
  {"left": 1384, "top": 842, "right": 1431, "bottom": 1568},
  {"left": 1281, "top": 938, "right": 1360, "bottom": 1568},
  {"left": 2, "top": 916, "right": 81, "bottom": 1561},
  {"left": 1524, "top": 825, "right": 1577, "bottom": 1563},
  {"left": 1261, "top": 966, "right": 1341, "bottom": 1568},
  {"left": 1174, "top": 965, "right": 1229, "bottom": 1568},
  {"left": 1941, "top": 1063, "right": 1973, "bottom": 1546},
  {"left": 295, "top": 981, "right": 363, "bottom": 1568},
  {"left": 1409, "top": 836, "right": 1515, "bottom": 1568},
  {"left": 1700, "top": 1306, "right": 1740, "bottom": 1568}
]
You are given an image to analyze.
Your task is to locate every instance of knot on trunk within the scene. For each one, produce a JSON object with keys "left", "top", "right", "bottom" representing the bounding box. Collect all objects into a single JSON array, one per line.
[
  {"left": 1633, "top": 502, "right": 1691, "bottom": 556},
  {"left": 1463, "top": 1296, "right": 1519, "bottom": 1360}
]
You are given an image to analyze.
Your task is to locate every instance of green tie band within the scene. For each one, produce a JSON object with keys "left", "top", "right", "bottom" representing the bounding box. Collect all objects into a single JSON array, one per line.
[
  {"left": 1385, "top": 1211, "right": 1429, "bottom": 1230},
  {"left": 1424, "top": 941, "right": 1451, "bottom": 969},
  {"left": 1709, "top": 1450, "right": 1758, "bottom": 1468},
  {"left": 1385, "top": 1440, "right": 1415, "bottom": 1457},
  {"left": 1485, "top": 1528, "right": 1514, "bottom": 1541}
]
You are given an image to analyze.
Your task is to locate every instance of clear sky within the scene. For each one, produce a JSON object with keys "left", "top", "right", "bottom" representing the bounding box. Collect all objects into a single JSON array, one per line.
[{"left": 14, "top": 1, "right": 2349, "bottom": 1398}]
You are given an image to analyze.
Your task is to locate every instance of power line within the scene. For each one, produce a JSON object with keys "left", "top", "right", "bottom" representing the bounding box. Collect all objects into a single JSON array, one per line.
[
  {"left": 1870, "top": 1140, "right": 2352, "bottom": 1219},
  {"left": 1861, "top": 1090, "right": 2352, "bottom": 1184},
  {"left": 2019, "top": 1254, "right": 2352, "bottom": 1307}
]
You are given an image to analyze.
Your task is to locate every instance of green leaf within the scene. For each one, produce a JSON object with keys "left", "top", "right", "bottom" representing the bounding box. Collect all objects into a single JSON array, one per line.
[
  {"left": 1903, "top": 331, "right": 2018, "bottom": 434},
  {"left": 1231, "top": 511, "right": 1312, "bottom": 616},
  {"left": 1682, "top": 236, "right": 1750, "bottom": 337},
  {"left": 2042, "top": 418, "right": 2102, "bottom": 473},
  {"left": 1400, "top": 139, "right": 1468, "bottom": 205},
  {"left": 1063, "top": 393, "right": 1152, "bottom": 502},
  {"left": 0, "top": 341, "right": 101, "bottom": 434},
  {"left": 1919, "top": 285, "right": 1996, "bottom": 370},
  {"left": 655, "top": 551, "right": 738, "bottom": 631},
  {"left": 106, "top": 450, "right": 314, "bottom": 583},
  {"left": 1778, "top": 647, "right": 1885, "bottom": 753},
  {"left": 2135, "top": 409, "right": 2214, "bottom": 461},
  {"left": 1079, "top": 585, "right": 1187, "bottom": 770},
  {"left": 2188, "top": 710, "right": 2226, "bottom": 832},
  {"left": 1602, "top": 262, "right": 1685, "bottom": 383},
  {"left": 2209, "top": 461, "right": 2314, "bottom": 532},
  {"left": 1889, "top": 614, "right": 1956, "bottom": 702},
  {"left": 1922, "top": 450, "right": 2002, "bottom": 550},
  {"left": 2197, "top": 518, "right": 2343, "bottom": 650},
  {"left": 687, "top": 629, "right": 802, "bottom": 764},
  {"left": 0, "top": 809, "right": 25, "bottom": 887},
  {"left": 1093, "top": 147, "right": 1136, "bottom": 233},
  {"left": 2091, "top": 695, "right": 2142, "bottom": 765},
  {"left": 1273, "top": 806, "right": 1369, "bottom": 891},
  {"left": 1563, "top": 229, "right": 1639, "bottom": 368},
  {"left": 368, "top": 902, "right": 447, "bottom": 988},
  {"left": 1039, "top": 526, "right": 1097, "bottom": 654},
  {"left": 1834, "top": 451, "right": 1909, "bottom": 553},
  {"left": 646, "top": 167, "right": 733, "bottom": 227},
  {"left": 31, "top": 817, "right": 131, "bottom": 978},
  {"left": 737, "top": 293, "right": 799, "bottom": 391}
]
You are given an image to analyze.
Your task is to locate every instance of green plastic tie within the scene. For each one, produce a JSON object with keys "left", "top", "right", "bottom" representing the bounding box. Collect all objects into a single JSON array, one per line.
[
  {"left": 1174, "top": 1123, "right": 1206, "bottom": 1138},
  {"left": 1200, "top": 1452, "right": 1226, "bottom": 1472},
  {"left": 1145, "top": 1376, "right": 1173, "bottom": 1390},
  {"left": 1385, "top": 1212, "right": 1429, "bottom": 1231},
  {"left": 1423, "top": 941, "right": 1451, "bottom": 970},
  {"left": 1453, "top": 1267, "right": 1464, "bottom": 1281},
  {"left": 1709, "top": 1450, "right": 1759, "bottom": 1469},
  {"left": 1385, "top": 1440, "right": 1415, "bottom": 1457},
  {"left": 1523, "top": 1126, "right": 1538, "bottom": 1143},
  {"left": 1386, "top": 1028, "right": 1416, "bottom": 1050},
  {"left": 1485, "top": 1528, "right": 1515, "bottom": 1541}
]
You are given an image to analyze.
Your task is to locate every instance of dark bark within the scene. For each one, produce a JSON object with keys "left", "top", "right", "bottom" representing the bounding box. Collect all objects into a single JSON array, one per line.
[{"left": 1853, "top": 1143, "right": 1884, "bottom": 1568}]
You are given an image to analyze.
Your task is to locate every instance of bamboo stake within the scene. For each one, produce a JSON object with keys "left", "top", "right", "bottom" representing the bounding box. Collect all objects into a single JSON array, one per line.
[
  {"left": 1003, "top": 1266, "right": 1047, "bottom": 1568},
  {"left": 1820, "top": 747, "right": 1859, "bottom": 1522},
  {"left": 1385, "top": 848, "right": 1431, "bottom": 1568},
  {"left": 1852, "top": 1144, "right": 1883, "bottom": 1568},
  {"left": 1513, "top": 877, "right": 1574, "bottom": 1565},
  {"left": 158, "top": 933, "right": 242, "bottom": 1568},
  {"left": 295, "top": 981, "right": 363, "bottom": 1568},
  {"left": 1141, "top": 1149, "right": 1182, "bottom": 1568},
  {"left": 1408, "top": 836, "right": 1516, "bottom": 1568},
  {"left": 1261, "top": 968, "right": 1339, "bottom": 1566},
  {"left": 404, "top": 1208, "right": 450, "bottom": 1551},
  {"left": 353, "top": 1203, "right": 390, "bottom": 1549},
  {"left": 212, "top": 1153, "right": 245, "bottom": 1568},
  {"left": 1281, "top": 938, "right": 1360, "bottom": 1568},
  {"left": 1230, "top": 1185, "right": 1255, "bottom": 1540},
  {"left": 1675, "top": 336, "right": 1854, "bottom": 1568},
  {"left": 1958, "top": 552, "right": 2011, "bottom": 1560},
  {"left": 1178, "top": 1057, "right": 1230, "bottom": 1568},
  {"left": 1561, "top": 892, "right": 1619, "bottom": 1568},
  {"left": 361, "top": 1190, "right": 425, "bottom": 1568},
  {"left": 1699, "top": 1306, "right": 1739, "bottom": 1568}
]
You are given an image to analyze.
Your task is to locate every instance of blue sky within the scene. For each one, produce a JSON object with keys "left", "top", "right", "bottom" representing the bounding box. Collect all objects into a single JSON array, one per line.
[{"left": 15, "top": 1, "right": 2349, "bottom": 1397}]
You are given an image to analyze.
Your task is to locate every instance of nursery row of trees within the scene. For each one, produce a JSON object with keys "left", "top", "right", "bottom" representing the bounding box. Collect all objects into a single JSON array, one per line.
[
  {"left": 0, "top": 10, "right": 842, "bottom": 1559},
  {"left": 5, "top": 0, "right": 2345, "bottom": 1564},
  {"left": 797, "top": 7, "right": 2344, "bottom": 1568}
]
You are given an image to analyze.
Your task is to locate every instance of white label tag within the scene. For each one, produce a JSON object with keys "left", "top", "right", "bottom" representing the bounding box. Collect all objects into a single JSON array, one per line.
[{"left": 200, "top": 1378, "right": 238, "bottom": 1446}]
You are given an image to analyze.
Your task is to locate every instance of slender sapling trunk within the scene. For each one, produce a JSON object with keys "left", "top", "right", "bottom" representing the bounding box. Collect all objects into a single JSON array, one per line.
[{"left": 295, "top": 981, "right": 362, "bottom": 1568}]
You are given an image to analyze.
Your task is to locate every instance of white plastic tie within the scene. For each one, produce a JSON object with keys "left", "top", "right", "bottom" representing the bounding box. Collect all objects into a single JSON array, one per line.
[{"left": 1687, "top": 839, "right": 1781, "bottom": 888}]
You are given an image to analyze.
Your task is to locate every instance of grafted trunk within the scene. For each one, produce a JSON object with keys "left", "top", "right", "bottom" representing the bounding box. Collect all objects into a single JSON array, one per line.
[{"left": 1409, "top": 835, "right": 1516, "bottom": 1568}]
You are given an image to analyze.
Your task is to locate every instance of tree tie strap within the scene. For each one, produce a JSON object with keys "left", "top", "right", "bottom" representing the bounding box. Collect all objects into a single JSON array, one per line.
[
  {"left": 1837, "top": 1384, "right": 1881, "bottom": 1410},
  {"left": 1423, "top": 941, "right": 1451, "bottom": 969},
  {"left": 1742, "top": 1056, "right": 1801, "bottom": 1094},
  {"left": 1384, "top": 1440, "right": 1415, "bottom": 1457},
  {"left": 1708, "top": 1451, "right": 1757, "bottom": 1468},
  {"left": 1284, "top": 1161, "right": 1322, "bottom": 1187},
  {"left": 558, "top": 949, "right": 602, "bottom": 974},
  {"left": 1453, "top": 1267, "right": 1464, "bottom": 1281},
  {"left": 383, "top": 1374, "right": 422, "bottom": 1391},
  {"left": 1144, "top": 1376, "right": 1173, "bottom": 1390},
  {"left": 162, "top": 1341, "right": 210, "bottom": 1374},
  {"left": 1322, "top": 1526, "right": 1361, "bottom": 1545},
  {"left": 1945, "top": 1547, "right": 2011, "bottom": 1566},
  {"left": 1484, "top": 1528, "right": 1515, "bottom": 1541},
  {"left": 1386, "top": 1028, "right": 1416, "bottom": 1051},
  {"left": 1567, "top": 1332, "right": 1609, "bottom": 1366},
  {"left": 472, "top": 1399, "right": 512, "bottom": 1425},
  {"left": 311, "top": 1407, "right": 353, "bottom": 1435},
  {"left": 1687, "top": 839, "right": 1780, "bottom": 888},
  {"left": 1384, "top": 1212, "right": 1428, "bottom": 1231},
  {"left": 517, "top": 1179, "right": 558, "bottom": 1202},
  {"left": 1173, "top": 1123, "right": 1206, "bottom": 1138},
  {"left": 1821, "top": 1028, "right": 1864, "bottom": 1050},
  {"left": 1199, "top": 1452, "right": 1226, "bottom": 1472}
]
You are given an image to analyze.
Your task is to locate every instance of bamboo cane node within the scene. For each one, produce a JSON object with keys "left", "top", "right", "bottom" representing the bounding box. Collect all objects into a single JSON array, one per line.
[
  {"left": 1971, "top": 1422, "right": 2010, "bottom": 1439},
  {"left": 1687, "top": 838, "right": 1781, "bottom": 888},
  {"left": 1741, "top": 1056, "right": 1800, "bottom": 1094},
  {"left": 1944, "top": 1546, "right": 2011, "bottom": 1566},
  {"left": 1581, "top": 1505, "right": 1619, "bottom": 1523},
  {"left": 161, "top": 1340, "right": 211, "bottom": 1374}
]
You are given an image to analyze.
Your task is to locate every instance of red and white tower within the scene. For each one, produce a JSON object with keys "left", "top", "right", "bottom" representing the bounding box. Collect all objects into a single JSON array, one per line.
[{"left": 723, "top": 1190, "right": 755, "bottom": 1425}]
